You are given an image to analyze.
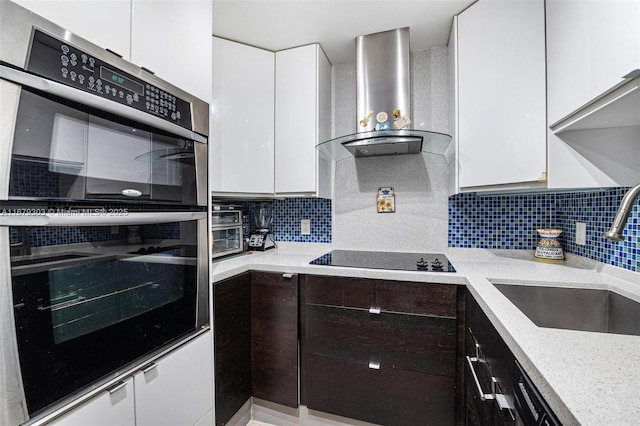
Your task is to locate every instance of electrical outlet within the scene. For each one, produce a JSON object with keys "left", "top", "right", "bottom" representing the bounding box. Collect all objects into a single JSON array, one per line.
[
  {"left": 576, "top": 222, "right": 586, "bottom": 245},
  {"left": 301, "top": 219, "right": 311, "bottom": 235}
]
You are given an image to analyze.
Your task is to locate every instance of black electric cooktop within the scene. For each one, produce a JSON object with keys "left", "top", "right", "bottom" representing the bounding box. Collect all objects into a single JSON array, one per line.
[{"left": 310, "top": 250, "right": 456, "bottom": 273}]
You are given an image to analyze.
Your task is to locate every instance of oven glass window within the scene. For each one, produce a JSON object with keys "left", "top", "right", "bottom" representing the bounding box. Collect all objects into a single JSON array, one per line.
[
  {"left": 9, "top": 89, "right": 198, "bottom": 204},
  {"left": 48, "top": 252, "right": 187, "bottom": 344},
  {"left": 10, "top": 220, "right": 200, "bottom": 414}
]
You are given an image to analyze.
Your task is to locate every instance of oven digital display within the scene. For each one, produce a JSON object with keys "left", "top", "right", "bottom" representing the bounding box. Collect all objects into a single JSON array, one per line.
[{"left": 100, "top": 66, "right": 144, "bottom": 95}]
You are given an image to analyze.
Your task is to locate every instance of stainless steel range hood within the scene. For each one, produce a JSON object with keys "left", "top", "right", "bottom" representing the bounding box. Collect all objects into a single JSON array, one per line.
[{"left": 317, "top": 27, "right": 451, "bottom": 160}]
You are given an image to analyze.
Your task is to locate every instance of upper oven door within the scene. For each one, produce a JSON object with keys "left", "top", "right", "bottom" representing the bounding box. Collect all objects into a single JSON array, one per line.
[{"left": 0, "top": 29, "right": 208, "bottom": 207}]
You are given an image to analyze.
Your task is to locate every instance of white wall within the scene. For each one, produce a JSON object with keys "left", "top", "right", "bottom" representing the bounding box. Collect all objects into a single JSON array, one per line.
[{"left": 331, "top": 48, "right": 453, "bottom": 252}]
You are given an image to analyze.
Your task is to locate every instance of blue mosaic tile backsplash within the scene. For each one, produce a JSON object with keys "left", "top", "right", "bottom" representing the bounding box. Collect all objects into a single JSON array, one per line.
[
  {"left": 449, "top": 188, "right": 640, "bottom": 272},
  {"left": 236, "top": 198, "right": 332, "bottom": 244},
  {"left": 10, "top": 226, "right": 126, "bottom": 247},
  {"left": 10, "top": 222, "right": 181, "bottom": 248}
]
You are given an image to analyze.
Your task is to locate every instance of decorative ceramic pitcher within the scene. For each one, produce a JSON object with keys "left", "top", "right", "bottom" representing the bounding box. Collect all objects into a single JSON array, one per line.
[{"left": 534, "top": 229, "right": 564, "bottom": 263}]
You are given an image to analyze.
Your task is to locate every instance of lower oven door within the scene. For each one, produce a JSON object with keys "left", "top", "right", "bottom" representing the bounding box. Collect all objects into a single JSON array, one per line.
[{"left": 0, "top": 211, "right": 208, "bottom": 420}]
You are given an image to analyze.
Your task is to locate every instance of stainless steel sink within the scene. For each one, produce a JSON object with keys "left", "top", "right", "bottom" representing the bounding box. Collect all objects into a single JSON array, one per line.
[{"left": 493, "top": 283, "right": 640, "bottom": 336}]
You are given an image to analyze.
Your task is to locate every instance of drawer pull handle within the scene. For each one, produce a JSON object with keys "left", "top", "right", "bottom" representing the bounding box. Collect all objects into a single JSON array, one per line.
[
  {"left": 106, "top": 381, "right": 127, "bottom": 395},
  {"left": 466, "top": 356, "right": 516, "bottom": 416},
  {"left": 368, "top": 361, "right": 381, "bottom": 370},
  {"left": 466, "top": 355, "right": 494, "bottom": 402},
  {"left": 368, "top": 307, "right": 381, "bottom": 314},
  {"left": 282, "top": 273, "right": 293, "bottom": 279},
  {"left": 141, "top": 362, "right": 158, "bottom": 374}
]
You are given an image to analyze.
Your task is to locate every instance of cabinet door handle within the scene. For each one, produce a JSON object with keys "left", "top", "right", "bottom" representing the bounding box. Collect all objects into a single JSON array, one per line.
[
  {"left": 466, "top": 355, "right": 494, "bottom": 402},
  {"left": 368, "top": 361, "right": 381, "bottom": 370},
  {"left": 106, "top": 381, "right": 127, "bottom": 395},
  {"left": 466, "top": 356, "right": 516, "bottom": 417},
  {"left": 368, "top": 307, "right": 381, "bottom": 314},
  {"left": 282, "top": 273, "right": 293, "bottom": 279},
  {"left": 141, "top": 362, "right": 158, "bottom": 374}
]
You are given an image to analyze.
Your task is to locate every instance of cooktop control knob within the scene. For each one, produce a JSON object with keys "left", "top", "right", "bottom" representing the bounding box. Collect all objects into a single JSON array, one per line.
[
  {"left": 416, "top": 257, "right": 429, "bottom": 270},
  {"left": 431, "top": 258, "right": 444, "bottom": 270}
]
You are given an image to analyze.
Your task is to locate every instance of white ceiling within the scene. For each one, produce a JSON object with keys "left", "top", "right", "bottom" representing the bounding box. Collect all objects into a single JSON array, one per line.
[{"left": 212, "top": 1, "right": 476, "bottom": 65}]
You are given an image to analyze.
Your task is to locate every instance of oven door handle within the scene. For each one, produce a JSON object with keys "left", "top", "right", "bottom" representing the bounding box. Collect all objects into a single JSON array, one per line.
[
  {"left": 0, "top": 65, "right": 206, "bottom": 144},
  {"left": 0, "top": 211, "right": 206, "bottom": 227}
]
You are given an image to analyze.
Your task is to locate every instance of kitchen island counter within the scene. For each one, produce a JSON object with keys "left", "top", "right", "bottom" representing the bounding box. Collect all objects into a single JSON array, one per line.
[{"left": 211, "top": 244, "right": 640, "bottom": 426}]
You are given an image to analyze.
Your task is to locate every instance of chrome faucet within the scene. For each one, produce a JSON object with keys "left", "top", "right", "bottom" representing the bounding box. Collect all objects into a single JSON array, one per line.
[
  {"left": 10, "top": 227, "right": 31, "bottom": 256},
  {"left": 604, "top": 183, "right": 640, "bottom": 241}
]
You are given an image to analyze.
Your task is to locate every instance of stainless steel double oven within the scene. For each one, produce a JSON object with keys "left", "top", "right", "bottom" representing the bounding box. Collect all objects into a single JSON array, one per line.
[{"left": 0, "top": 3, "right": 209, "bottom": 424}]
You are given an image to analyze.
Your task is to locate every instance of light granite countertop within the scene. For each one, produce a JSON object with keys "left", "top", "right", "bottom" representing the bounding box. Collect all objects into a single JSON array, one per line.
[{"left": 211, "top": 243, "right": 640, "bottom": 426}]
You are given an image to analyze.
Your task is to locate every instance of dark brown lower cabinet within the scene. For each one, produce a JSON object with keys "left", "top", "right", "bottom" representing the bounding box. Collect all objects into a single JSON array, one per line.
[
  {"left": 302, "top": 275, "right": 465, "bottom": 426},
  {"left": 251, "top": 271, "right": 299, "bottom": 408},
  {"left": 306, "top": 353, "right": 455, "bottom": 426},
  {"left": 214, "top": 273, "right": 251, "bottom": 426},
  {"left": 465, "top": 294, "right": 516, "bottom": 426}
]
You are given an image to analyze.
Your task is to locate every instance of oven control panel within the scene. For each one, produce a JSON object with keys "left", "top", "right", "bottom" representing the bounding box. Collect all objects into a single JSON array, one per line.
[{"left": 26, "top": 29, "right": 192, "bottom": 131}]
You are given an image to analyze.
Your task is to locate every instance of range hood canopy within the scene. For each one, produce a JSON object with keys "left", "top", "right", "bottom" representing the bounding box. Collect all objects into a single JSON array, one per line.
[
  {"left": 317, "top": 129, "right": 452, "bottom": 160},
  {"left": 317, "top": 27, "right": 451, "bottom": 160}
]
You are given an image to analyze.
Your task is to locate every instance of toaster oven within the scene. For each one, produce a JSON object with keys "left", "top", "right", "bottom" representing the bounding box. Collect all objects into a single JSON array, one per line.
[{"left": 211, "top": 206, "right": 243, "bottom": 259}]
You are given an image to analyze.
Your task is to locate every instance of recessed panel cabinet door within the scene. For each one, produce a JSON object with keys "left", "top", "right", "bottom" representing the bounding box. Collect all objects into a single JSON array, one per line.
[
  {"left": 134, "top": 332, "right": 213, "bottom": 426},
  {"left": 457, "top": 0, "right": 546, "bottom": 189}
]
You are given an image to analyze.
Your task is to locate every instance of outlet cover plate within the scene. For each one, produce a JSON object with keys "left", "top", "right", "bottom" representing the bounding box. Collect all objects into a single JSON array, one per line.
[{"left": 301, "top": 219, "right": 311, "bottom": 235}]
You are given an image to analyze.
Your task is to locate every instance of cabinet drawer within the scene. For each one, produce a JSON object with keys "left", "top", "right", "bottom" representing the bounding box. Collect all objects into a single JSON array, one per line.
[
  {"left": 306, "top": 305, "right": 456, "bottom": 376},
  {"left": 305, "top": 353, "right": 455, "bottom": 426},
  {"left": 375, "top": 280, "right": 457, "bottom": 317},
  {"left": 305, "top": 276, "right": 457, "bottom": 317},
  {"left": 305, "top": 275, "right": 374, "bottom": 308}
]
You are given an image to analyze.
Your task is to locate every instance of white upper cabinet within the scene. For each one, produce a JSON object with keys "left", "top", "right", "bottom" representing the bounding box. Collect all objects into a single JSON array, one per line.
[
  {"left": 455, "top": 0, "right": 547, "bottom": 191},
  {"left": 11, "top": 0, "right": 131, "bottom": 59},
  {"left": 12, "top": 0, "right": 212, "bottom": 101},
  {"left": 130, "top": 0, "right": 212, "bottom": 102},
  {"left": 546, "top": 0, "right": 640, "bottom": 188},
  {"left": 275, "top": 44, "right": 332, "bottom": 198},
  {"left": 211, "top": 37, "right": 275, "bottom": 196},
  {"left": 546, "top": 0, "right": 640, "bottom": 125}
]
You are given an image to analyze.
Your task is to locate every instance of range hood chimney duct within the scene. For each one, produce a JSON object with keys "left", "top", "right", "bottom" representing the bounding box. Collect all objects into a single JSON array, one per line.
[
  {"left": 356, "top": 27, "right": 411, "bottom": 134},
  {"left": 317, "top": 27, "right": 451, "bottom": 160}
]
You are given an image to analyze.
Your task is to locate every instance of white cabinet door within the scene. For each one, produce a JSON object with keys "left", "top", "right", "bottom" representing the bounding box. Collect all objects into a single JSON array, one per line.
[
  {"left": 546, "top": 0, "right": 640, "bottom": 125},
  {"left": 546, "top": 0, "right": 640, "bottom": 188},
  {"left": 457, "top": 0, "right": 546, "bottom": 190},
  {"left": 11, "top": 0, "right": 131, "bottom": 59},
  {"left": 134, "top": 332, "right": 213, "bottom": 426},
  {"left": 131, "top": 0, "right": 212, "bottom": 101},
  {"left": 274, "top": 44, "right": 332, "bottom": 198},
  {"left": 211, "top": 37, "right": 275, "bottom": 195},
  {"left": 48, "top": 378, "right": 135, "bottom": 426}
]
